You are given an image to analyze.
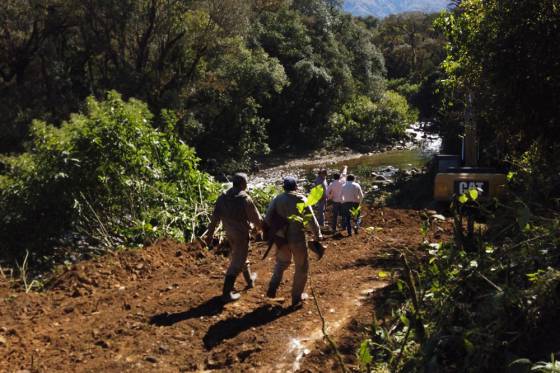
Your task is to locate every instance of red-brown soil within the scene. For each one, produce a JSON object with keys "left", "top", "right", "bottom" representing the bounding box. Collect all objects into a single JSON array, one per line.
[{"left": 0, "top": 207, "right": 452, "bottom": 372}]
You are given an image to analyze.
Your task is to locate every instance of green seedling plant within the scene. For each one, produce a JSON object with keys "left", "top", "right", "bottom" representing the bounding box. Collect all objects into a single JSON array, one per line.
[
  {"left": 288, "top": 184, "right": 324, "bottom": 226},
  {"left": 350, "top": 205, "right": 362, "bottom": 218}
]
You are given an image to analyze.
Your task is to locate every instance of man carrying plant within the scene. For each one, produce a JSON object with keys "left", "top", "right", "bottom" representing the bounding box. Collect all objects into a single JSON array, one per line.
[
  {"left": 341, "top": 174, "right": 364, "bottom": 236},
  {"left": 264, "top": 177, "right": 323, "bottom": 308},
  {"left": 205, "top": 173, "right": 263, "bottom": 302}
]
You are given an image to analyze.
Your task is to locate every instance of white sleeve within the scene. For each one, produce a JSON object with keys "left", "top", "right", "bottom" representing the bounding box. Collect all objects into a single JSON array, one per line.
[{"left": 326, "top": 183, "right": 333, "bottom": 200}]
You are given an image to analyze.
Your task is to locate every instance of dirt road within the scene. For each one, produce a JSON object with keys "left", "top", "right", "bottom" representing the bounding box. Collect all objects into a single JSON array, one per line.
[{"left": 0, "top": 207, "right": 451, "bottom": 372}]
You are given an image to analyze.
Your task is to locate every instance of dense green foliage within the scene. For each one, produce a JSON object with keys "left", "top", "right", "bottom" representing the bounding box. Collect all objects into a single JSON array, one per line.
[
  {"left": 371, "top": 12, "right": 445, "bottom": 82},
  {"left": 359, "top": 1, "right": 560, "bottom": 371},
  {"left": 328, "top": 92, "right": 417, "bottom": 149},
  {"left": 362, "top": 12, "right": 447, "bottom": 121},
  {"left": 0, "top": 0, "right": 417, "bottom": 174},
  {"left": 362, "top": 172, "right": 560, "bottom": 372},
  {"left": 436, "top": 0, "right": 560, "bottom": 162},
  {"left": 0, "top": 92, "right": 219, "bottom": 253}
]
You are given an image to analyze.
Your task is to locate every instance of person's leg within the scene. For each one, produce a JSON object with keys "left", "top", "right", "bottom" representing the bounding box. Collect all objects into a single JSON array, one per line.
[
  {"left": 290, "top": 241, "right": 309, "bottom": 306},
  {"left": 242, "top": 260, "right": 257, "bottom": 288},
  {"left": 226, "top": 236, "right": 249, "bottom": 277},
  {"left": 331, "top": 202, "right": 340, "bottom": 231},
  {"left": 223, "top": 236, "right": 249, "bottom": 300},
  {"left": 316, "top": 199, "right": 326, "bottom": 226},
  {"left": 266, "top": 244, "right": 291, "bottom": 297},
  {"left": 342, "top": 203, "right": 352, "bottom": 236}
]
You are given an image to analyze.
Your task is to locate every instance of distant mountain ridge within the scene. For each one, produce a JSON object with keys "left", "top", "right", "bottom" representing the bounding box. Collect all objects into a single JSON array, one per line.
[{"left": 344, "top": 0, "right": 450, "bottom": 18}]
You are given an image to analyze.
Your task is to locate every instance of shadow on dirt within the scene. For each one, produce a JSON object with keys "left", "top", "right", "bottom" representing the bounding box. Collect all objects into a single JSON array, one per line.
[
  {"left": 149, "top": 296, "right": 225, "bottom": 326},
  {"left": 203, "top": 304, "right": 293, "bottom": 350},
  {"left": 340, "top": 254, "right": 402, "bottom": 271}
]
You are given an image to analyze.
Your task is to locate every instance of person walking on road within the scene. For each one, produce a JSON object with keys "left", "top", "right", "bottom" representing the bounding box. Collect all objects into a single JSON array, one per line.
[
  {"left": 264, "top": 177, "right": 323, "bottom": 308},
  {"left": 341, "top": 174, "right": 364, "bottom": 236},
  {"left": 326, "top": 165, "right": 348, "bottom": 232},
  {"left": 205, "top": 173, "right": 263, "bottom": 302},
  {"left": 312, "top": 169, "right": 328, "bottom": 228}
]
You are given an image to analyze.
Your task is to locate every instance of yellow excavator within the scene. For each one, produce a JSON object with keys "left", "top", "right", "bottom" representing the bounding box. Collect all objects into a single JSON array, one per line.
[{"left": 433, "top": 109, "right": 506, "bottom": 202}]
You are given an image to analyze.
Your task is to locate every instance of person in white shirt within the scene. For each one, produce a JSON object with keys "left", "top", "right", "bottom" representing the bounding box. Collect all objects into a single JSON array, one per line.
[
  {"left": 340, "top": 174, "right": 364, "bottom": 236},
  {"left": 326, "top": 165, "right": 348, "bottom": 232}
]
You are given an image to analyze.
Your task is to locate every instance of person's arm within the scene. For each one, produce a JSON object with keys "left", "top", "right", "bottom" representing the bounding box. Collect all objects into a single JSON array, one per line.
[
  {"left": 205, "top": 200, "right": 221, "bottom": 245},
  {"left": 264, "top": 197, "right": 277, "bottom": 226},
  {"left": 357, "top": 184, "right": 364, "bottom": 203},
  {"left": 245, "top": 197, "right": 263, "bottom": 231},
  {"left": 326, "top": 182, "right": 334, "bottom": 201},
  {"left": 341, "top": 165, "right": 348, "bottom": 180}
]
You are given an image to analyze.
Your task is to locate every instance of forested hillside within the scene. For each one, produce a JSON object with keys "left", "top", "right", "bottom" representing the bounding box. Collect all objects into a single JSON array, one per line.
[
  {"left": 0, "top": 0, "right": 423, "bottom": 258},
  {"left": 0, "top": 0, "right": 417, "bottom": 174},
  {"left": 368, "top": 11, "right": 447, "bottom": 122}
]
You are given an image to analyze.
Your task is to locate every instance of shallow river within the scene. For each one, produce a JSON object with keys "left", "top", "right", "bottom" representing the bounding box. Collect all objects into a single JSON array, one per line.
[{"left": 248, "top": 123, "right": 441, "bottom": 188}]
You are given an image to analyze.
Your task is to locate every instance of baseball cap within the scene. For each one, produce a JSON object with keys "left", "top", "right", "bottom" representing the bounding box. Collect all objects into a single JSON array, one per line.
[{"left": 283, "top": 176, "right": 297, "bottom": 191}]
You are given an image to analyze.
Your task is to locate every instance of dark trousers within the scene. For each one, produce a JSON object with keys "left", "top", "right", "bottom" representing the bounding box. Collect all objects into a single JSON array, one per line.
[
  {"left": 331, "top": 202, "right": 342, "bottom": 230},
  {"left": 315, "top": 199, "right": 326, "bottom": 226},
  {"left": 342, "top": 202, "right": 361, "bottom": 235}
]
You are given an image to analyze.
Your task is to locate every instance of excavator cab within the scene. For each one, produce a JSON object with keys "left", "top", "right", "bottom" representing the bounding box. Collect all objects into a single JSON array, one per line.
[{"left": 433, "top": 121, "right": 506, "bottom": 202}]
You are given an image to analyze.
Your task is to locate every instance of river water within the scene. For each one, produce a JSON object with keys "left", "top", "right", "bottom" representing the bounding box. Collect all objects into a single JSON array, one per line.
[{"left": 248, "top": 123, "right": 441, "bottom": 189}]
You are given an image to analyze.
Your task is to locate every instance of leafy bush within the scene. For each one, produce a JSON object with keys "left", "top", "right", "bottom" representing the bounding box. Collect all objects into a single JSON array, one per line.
[
  {"left": 329, "top": 92, "right": 417, "bottom": 149},
  {"left": 387, "top": 79, "right": 420, "bottom": 102},
  {"left": 249, "top": 184, "right": 282, "bottom": 215},
  {"left": 436, "top": 0, "right": 560, "bottom": 165},
  {"left": 361, "top": 176, "right": 560, "bottom": 372},
  {"left": 0, "top": 91, "right": 220, "bottom": 254}
]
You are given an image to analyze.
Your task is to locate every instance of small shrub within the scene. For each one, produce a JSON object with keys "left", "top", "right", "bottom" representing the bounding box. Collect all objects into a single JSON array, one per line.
[
  {"left": 0, "top": 91, "right": 220, "bottom": 255},
  {"left": 329, "top": 92, "right": 417, "bottom": 149}
]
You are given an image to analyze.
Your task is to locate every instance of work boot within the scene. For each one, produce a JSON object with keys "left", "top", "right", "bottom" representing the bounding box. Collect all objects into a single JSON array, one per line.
[
  {"left": 222, "top": 275, "right": 241, "bottom": 302},
  {"left": 242, "top": 268, "right": 257, "bottom": 289},
  {"left": 291, "top": 292, "right": 308, "bottom": 309},
  {"left": 266, "top": 280, "right": 280, "bottom": 298}
]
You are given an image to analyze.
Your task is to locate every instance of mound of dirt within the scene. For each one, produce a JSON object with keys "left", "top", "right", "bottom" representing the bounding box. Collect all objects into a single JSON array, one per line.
[{"left": 46, "top": 240, "right": 223, "bottom": 297}]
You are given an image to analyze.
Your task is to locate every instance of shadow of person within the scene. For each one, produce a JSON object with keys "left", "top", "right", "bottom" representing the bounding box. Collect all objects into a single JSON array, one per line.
[
  {"left": 203, "top": 304, "right": 293, "bottom": 350},
  {"left": 149, "top": 295, "right": 225, "bottom": 326}
]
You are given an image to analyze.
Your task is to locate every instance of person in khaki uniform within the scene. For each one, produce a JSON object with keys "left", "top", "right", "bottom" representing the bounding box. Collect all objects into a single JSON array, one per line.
[
  {"left": 264, "top": 177, "right": 323, "bottom": 307},
  {"left": 205, "top": 173, "right": 263, "bottom": 302}
]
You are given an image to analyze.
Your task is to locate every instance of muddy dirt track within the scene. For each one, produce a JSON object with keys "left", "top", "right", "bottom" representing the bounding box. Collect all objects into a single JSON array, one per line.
[{"left": 0, "top": 207, "right": 452, "bottom": 372}]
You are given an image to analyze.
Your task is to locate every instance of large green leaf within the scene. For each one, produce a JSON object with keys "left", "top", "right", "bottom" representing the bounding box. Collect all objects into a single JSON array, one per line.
[
  {"left": 468, "top": 187, "right": 479, "bottom": 201},
  {"left": 306, "top": 184, "right": 324, "bottom": 207}
]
